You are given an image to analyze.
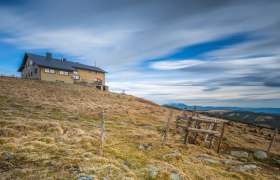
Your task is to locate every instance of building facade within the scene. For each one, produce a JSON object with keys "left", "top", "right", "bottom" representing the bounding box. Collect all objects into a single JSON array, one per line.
[{"left": 18, "top": 52, "right": 108, "bottom": 91}]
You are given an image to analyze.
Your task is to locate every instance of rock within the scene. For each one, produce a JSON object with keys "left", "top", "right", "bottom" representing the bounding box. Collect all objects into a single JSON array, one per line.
[
  {"left": 170, "top": 172, "right": 180, "bottom": 180},
  {"left": 230, "top": 151, "right": 249, "bottom": 158},
  {"left": 4, "top": 109, "right": 16, "bottom": 113},
  {"left": 253, "top": 151, "right": 267, "bottom": 159},
  {"left": 196, "top": 156, "right": 221, "bottom": 164},
  {"left": 148, "top": 166, "right": 158, "bottom": 178},
  {"left": 72, "top": 166, "right": 83, "bottom": 174},
  {"left": 138, "top": 143, "right": 152, "bottom": 152},
  {"left": 273, "top": 159, "right": 280, "bottom": 165},
  {"left": 235, "top": 164, "right": 258, "bottom": 171},
  {"left": 77, "top": 176, "right": 94, "bottom": 180},
  {"left": 220, "top": 159, "right": 237, "bottom": 165},
  {"left": 164, "top": 152, "right": 182, "bottom": 159},
  {"left": 142, "top": 125, "right": 152, "bottom": 131},
  {"left": 2, "top": 152, "right": 13, "bottom": 160},
  {"left": 124, "top": 161, "right": 131, "bottom": 167},
  {"left": 120, "top": 121, "right": 128, "bottom": 126}
]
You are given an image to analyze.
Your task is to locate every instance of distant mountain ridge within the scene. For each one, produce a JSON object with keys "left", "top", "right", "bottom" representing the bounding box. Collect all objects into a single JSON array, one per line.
[
  {"left": 163, "top": 102, "right": 280, "bottom": 114},
  {"left": 163, "top": 102, "right": 280, "bottom": 129}
]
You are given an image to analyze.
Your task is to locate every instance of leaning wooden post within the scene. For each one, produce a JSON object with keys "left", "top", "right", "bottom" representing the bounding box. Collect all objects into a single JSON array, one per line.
[
  {"left": 184, "top": 129, "right": 189, "bottom": 145},
  {"left": 162, "top": 111, "right": 173, "bottom": 146},
  {"left": 174, "top": 116, "right": 178, "bottom": 134},
  {"left": 267, "top": 129, "right": 278, "bottom": 153},
  {"left": 192, "top": 106, "right": 198, "bottom": 117},
  {"left": 99, "top": 109, "right": 105, "bottom": 156},
  {"left": 204, "top": 123, "right": 212, "bottom": 142},
  {"left": 182, "top": 105, "right": 187, "bottom": 118},
  {"left": 209, "top": 123, "right": 218, "bottom": 149},
  {"left": 217, "top": 122, "right": 226, "bottom": 153},
  {"left": 193, "top": 121, "right": 200, "bottom": 144}
]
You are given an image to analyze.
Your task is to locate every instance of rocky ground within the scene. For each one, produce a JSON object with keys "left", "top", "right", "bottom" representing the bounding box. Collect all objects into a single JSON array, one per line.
[{"left": 0, "top": 77, "right": 279, "bottom": 179}]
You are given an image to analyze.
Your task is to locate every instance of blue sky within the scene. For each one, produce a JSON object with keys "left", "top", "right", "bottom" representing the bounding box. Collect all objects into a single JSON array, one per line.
[{"left": 0, "top": 0, "right": 280, "bottom": 107}]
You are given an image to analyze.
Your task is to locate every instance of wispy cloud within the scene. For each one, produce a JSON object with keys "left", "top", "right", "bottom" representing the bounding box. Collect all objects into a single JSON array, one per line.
[
  {"left": 0, "top": 0, "right": 280, "bottom": 107},
  {"left": 150, "top": 59, "right": 203, "bottom": 70}
]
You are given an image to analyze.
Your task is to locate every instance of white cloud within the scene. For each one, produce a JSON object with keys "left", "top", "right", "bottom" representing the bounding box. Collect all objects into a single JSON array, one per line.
[
  {"left": 149, "top": 59, "right": 203, "bottom": 70},
  {"left": 0, "top": 0, "right": 280, "bottom": 107}
]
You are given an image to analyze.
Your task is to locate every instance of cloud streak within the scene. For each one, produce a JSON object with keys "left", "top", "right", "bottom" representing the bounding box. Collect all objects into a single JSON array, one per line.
[{"left": 0, "top": 0, "right": 280, "bottom": 107}]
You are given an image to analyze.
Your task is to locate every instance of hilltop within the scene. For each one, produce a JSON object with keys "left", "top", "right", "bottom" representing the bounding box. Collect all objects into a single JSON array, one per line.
[{"left": 0, "top": 77, "right": 279, "bottom": 179}]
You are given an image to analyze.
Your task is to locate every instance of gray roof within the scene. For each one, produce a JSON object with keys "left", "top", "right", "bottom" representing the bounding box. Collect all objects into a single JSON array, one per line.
[{"left": 18, "top": 53, "right": 107, "bottom": 73}]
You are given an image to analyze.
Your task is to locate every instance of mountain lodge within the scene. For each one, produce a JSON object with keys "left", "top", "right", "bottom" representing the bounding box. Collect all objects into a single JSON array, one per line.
[{"left": 18, "top": 52, "right": 108, "bottom": 91}]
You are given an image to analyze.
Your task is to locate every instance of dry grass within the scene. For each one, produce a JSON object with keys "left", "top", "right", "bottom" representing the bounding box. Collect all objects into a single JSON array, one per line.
[{"left": 0, "top": 77, "right": 279, "bottom": 179}]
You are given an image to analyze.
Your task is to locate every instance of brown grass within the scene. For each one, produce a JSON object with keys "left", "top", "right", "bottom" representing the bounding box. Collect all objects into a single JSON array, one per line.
[{"left": 0, "top": 77, "right": 279, "bottom": 179}]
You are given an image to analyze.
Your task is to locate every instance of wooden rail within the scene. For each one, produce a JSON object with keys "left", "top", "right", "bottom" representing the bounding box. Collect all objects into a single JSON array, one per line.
[
  {"left": 192, "top": 116, "right": 228, "bottom": 123},
  {"left": 175, "top": 115, "right": 228, "bottom": 153},
  {"left": 177, "top": 125, "right": 218, "bottom": 134}
]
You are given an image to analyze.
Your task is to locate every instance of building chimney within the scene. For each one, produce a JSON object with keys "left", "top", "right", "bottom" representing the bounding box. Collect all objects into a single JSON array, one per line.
[{"left": 46, "top": 52, "right": 52, "bottom": 60}]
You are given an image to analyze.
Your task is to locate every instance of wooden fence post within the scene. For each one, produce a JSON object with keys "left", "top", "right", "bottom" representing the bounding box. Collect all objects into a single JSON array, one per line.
[
  {"left": 267, "top": 129, "right": 278, "bottom": 153},
  {"left": 204, "top": 123, "right": 211, "bottom": 142},
  {"left": 217, "top": 122, "right": 226, "bottom": 153},
  {"left": 192, "top": 106, "right": 198, "bottom": 117},
  {"left": 162, "top": 111, "right": 173, "bottom": 146},
  {"left": 99, "top": 109, "right": 105, "bottom": 156},
  {"left": 174, "top": 116, "right": 178, "bottom": 134},
  {"left": 182, "top": 105, "right": 187, "bottom": 118}
]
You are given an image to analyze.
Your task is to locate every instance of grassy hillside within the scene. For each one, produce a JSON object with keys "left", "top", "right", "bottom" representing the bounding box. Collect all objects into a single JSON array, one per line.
[{"left": 0, "top": 77, "right": 279, "bottom": 179}]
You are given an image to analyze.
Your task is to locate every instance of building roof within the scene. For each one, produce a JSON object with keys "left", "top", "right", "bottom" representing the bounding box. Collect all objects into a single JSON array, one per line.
[{"left": 18, "top": 53, "right": 107, "bottom": 73}]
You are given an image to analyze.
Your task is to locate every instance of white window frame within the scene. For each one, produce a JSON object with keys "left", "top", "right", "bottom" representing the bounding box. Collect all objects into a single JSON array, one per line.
[
  {"left": 45, "top": 68, "right": 50, "bottom": 73},
  {"left": 50, "top": 69, "right": 55, "bottom": 74},
  {"left": 60, "top": 70, "right": 69, "bottom": 76},
  {"left": 73, "top": 71, "right": 78, "bottom": 75},
  {"left": 73, "top": 75, "right": 80, "bottom": 80}
]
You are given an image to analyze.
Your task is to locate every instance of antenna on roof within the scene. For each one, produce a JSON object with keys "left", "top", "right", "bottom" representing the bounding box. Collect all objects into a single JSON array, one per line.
[{"left": 46, "top": 52, "right": 52, "bottom": 60}]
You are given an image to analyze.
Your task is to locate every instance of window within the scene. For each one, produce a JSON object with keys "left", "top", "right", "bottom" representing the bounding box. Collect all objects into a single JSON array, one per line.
[
  {"left": 60, "top": 71, "right": 69, "bottom": 76},
  {"left": 73, "top": 75, "right": 80, "bottom": 80},
  {"left": 73, "top": 71, "right": 78, "bottom": 75},
  {"left": 45, "top": 68, "right": 55, "bottom": 74},
  {"left": 35, "top": 68, "right": 37, "bottom": 74},
  {"left": 31, "top": 72, "right": 33, "bottom": 76}
]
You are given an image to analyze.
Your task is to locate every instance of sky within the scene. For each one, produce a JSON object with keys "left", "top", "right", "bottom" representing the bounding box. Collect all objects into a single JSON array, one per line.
[{"left": 0, "top": 0, "right": 280, "bottom": 107}]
